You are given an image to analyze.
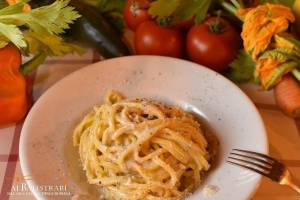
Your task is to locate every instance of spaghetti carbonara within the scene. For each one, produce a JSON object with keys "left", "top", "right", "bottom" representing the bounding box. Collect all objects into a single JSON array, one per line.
[{"left": 73, "top": 91, "right": 211, "bottom": 200}]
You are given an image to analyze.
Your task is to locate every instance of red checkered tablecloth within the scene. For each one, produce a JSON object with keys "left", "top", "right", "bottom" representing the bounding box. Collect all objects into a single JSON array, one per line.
[{"left": 0, "top": 50, "right": 300, "bottom": 200}]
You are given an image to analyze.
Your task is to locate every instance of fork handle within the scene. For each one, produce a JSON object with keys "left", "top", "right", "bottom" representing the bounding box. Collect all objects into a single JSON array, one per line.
[{"left": 288, "top": 182, "right": 300, "bottom": 194}]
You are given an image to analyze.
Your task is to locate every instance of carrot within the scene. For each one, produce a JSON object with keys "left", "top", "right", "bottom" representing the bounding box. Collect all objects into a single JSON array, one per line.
[
  {"left": 274, "top": 74, "right": 300, "bottom": 117},
  {"left": 0, "top": 44, "right": 27, "bottom": 126}
]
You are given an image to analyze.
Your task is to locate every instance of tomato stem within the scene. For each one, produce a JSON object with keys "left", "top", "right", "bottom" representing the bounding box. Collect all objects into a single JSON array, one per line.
[
  {"left": 157, "top": 16, "right": 172, "bottom": 27},
  {"left": 130, "top": 0, "right": 149, "bottom": 17},
  {"left": 208, "top": 23, "right": 223, "bottom": 33},
  {"left": 208, "top": 17, "right": 224, "bottom": 34},
  {"left": 130, "top": 0, "right": 138, "bottom": 17}
]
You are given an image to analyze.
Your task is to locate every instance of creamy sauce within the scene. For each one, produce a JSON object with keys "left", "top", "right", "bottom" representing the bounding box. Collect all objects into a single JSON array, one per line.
[
  {"left": 64, "top": 105, "right": 219, "bottom": 199},
  {"left": 202, "top": 185, "right": 219, "bottom": 198}
]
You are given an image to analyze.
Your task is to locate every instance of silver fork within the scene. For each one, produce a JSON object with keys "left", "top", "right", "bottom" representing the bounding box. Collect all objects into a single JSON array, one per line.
[{"left": 227, "top": 149, "right": 300, "bottom": 194}]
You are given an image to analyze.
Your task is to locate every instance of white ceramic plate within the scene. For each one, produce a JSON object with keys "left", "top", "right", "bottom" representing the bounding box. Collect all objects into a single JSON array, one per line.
[{"left": 20, "top": 56, "right": 268, "bottom": 200}]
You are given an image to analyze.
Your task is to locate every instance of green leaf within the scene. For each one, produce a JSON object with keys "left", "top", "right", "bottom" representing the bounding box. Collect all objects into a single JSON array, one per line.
[
  {"left": 0, "top": 22, "right": 26, "bottom": 48},
  {"left": 149, "top": 0, "right": 212, "bottom": 25},
  {"left": 195, "top": 0, "right": 211, "bottom": 23},
  {"left": 226, "top": 50, "right": 256, "bottom": 82},
  {"left": 0, "top": 40, "right": 7, "bottom": 48},
  {"left": 0, "top": 0, "right": 81, "bottom": 35},
  {"left": 0, "top": 34, "right": 8, "bottom": 48},
  {"left": 20, "top": 52, "right": 48, "bottom": 75},
  {"left": 264, "top": 61, "right": 297, "bottom": 90},
  {"left": 23, "top": 31, "right": 85, "bottom": 56},
  {"left": 274, "top": 35, "right": 300, "bottom": 58},
  {"left": 0, "top": 0, "right": 84, "bottom": 72},
  {"left": 173, "top": 1, "right": 196, "bottom": 20},
  {"left": 260, "top": 48, "right": 297, "bottom": 62},
  {"left": 149, "top": 0, "right": 181, "bottom": 19}
]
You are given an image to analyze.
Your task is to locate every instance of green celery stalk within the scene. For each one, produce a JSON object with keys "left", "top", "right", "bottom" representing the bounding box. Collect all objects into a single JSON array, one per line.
[{"left": 20, "top": 52, "right": 47, "bottom": 75}]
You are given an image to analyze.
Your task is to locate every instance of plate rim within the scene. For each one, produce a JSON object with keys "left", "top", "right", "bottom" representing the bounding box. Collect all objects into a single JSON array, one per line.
[{"left": 19, "top": 55, "right": 269, "bottom": 200}]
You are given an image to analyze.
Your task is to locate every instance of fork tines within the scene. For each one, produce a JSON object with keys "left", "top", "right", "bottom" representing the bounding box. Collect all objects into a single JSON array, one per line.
[{"left": 227, "top": 149, "right": 275, "bottom": 176}]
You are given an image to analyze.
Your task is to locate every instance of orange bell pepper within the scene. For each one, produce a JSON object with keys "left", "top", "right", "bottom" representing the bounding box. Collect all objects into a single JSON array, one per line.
[{"left": 0, "top": 44, "right": 27, "bottom": 126}]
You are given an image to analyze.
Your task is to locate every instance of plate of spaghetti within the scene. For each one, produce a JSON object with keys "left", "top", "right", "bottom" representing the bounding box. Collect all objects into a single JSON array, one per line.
[{"left": 20, "top": 56, "right": 268, "bottom": 200}]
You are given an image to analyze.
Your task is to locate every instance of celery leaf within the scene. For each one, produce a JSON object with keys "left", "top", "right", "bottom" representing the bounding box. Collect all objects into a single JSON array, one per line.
[
  {"left": 0, "top": 0, "right": 81, "bottom": 35},
  {"left": 0, "top": 34, "right": 8, "bottom": 48},
  {"left": 0, "top": 22, "right": 26, "bottom": 48},
  {"left": 23, "top": 31, "right": 84, "bottom": 56}
]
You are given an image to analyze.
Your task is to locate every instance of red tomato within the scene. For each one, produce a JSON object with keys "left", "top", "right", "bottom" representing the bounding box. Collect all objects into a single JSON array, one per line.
[
  {"left": 134, "top": 21, "right": 183, "bottom": 58},
  {"left": 186, "top": 17, "right": 241, "bottom": 72},
  {"left": 123, "top": 0, "right": 151, "bottom": 31}
]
